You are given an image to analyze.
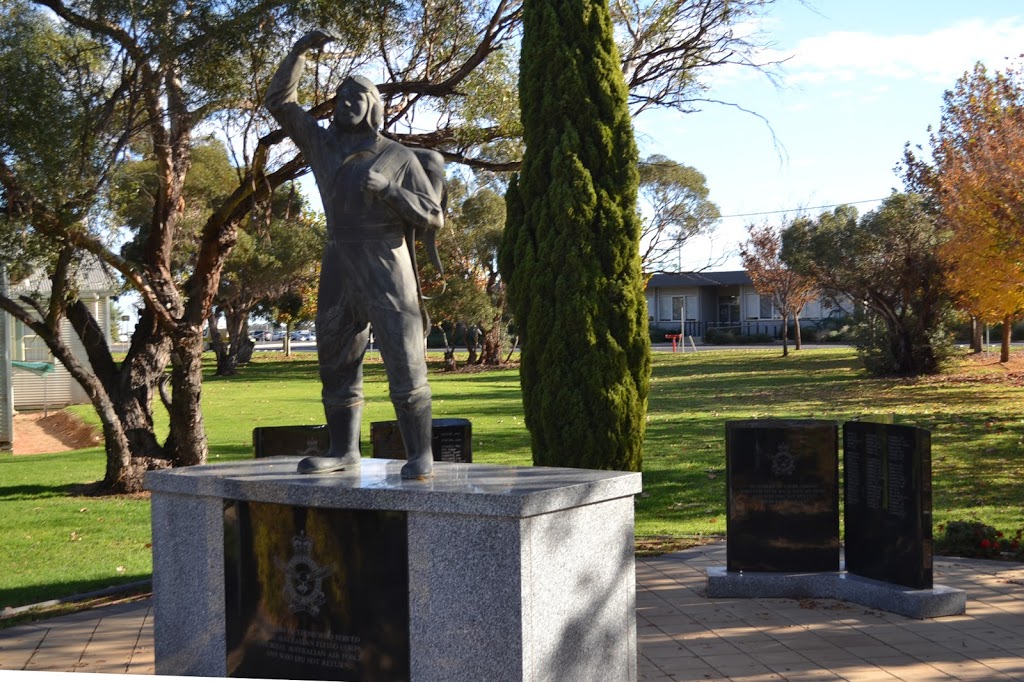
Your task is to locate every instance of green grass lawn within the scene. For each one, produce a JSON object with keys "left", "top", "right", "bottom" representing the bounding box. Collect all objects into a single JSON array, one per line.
[{"left": 2, "top": 346, "right": 1022, "bottom": 609}]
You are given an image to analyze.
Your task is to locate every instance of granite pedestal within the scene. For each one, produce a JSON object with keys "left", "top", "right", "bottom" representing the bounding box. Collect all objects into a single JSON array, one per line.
[{"left": 145, "top": 458, "right": 642, "bottom": 681}]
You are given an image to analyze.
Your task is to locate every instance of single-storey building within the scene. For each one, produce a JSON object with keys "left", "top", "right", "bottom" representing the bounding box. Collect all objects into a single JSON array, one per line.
[
  {"left": 646, "top": 270, "right": 849, "bottom": 341},
  {"left": 2, "top": 259, "right": 117, "bottom": 413}
]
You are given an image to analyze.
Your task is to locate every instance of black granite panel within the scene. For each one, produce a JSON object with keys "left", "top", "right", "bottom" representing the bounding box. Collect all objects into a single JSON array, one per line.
[
  {"left": 726, "top": 420, "right": 840, "bottom": 572},
  {"left": 843, "top": 421, "right": 932, "bottom": 589},
  {"left": 370, "top": 418, "right": 472, "bottom": 463},
  {"left": 252, "top": 425, "right": 330, "bottom": 459},
  {"left": 224, "top": 501, "right": 409, "bottom": 681}
]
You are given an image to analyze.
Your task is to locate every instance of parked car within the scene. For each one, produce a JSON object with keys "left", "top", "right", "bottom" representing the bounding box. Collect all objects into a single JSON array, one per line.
[
  {"left": 272, "top": 330, "right": 287, "bottom": 341},
  {"left": 291, "top": 330, "right": 311, "bottom": 342},
  {"left": 251, "top": 330, "right": 272, "bottom": 341}
]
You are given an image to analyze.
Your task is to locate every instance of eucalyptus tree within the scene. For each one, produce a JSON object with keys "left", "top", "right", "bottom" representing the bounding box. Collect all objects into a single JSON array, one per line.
[
  {"left": 638, "top": 154, "right": 720, "bottom": 272},
  {"left": 0, "top": 1, "right": 161, "bottom": 488},
  {"left": 782, "top": 195, "right": 953, "bottom": 376}
]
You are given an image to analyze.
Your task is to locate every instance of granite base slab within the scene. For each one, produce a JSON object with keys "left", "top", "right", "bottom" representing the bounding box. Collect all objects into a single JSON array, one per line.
[
  {"left": 146, "top": 458, "right": 642, "bottom": 681},
  {"left": 837, "top": 572, "right": 966, "bottom": 619},
  {"left": 706, "top": 566, "right": 966, "bottom": 619}
]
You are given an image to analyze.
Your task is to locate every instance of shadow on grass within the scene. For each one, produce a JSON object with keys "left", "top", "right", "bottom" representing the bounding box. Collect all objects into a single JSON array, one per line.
[
  {"left": 0, "top": 484, "right": 77, "bottom": 502},
  {"left": 0, "top": 574, "right": 151, "bottom": 614}
]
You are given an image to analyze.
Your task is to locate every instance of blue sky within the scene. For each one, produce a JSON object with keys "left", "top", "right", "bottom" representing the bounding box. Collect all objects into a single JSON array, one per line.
[{"left": 634, "top": 0, "right": 1024, "bottom": 270}]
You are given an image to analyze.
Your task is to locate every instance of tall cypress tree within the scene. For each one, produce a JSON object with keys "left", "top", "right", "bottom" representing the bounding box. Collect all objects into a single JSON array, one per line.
[{"left": 499, "top": 0, "right": 650, "bottom": 471}]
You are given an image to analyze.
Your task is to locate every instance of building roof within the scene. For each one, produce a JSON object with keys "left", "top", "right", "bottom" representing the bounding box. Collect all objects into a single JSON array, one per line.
[
  {"left": 10, "top": 255, "right": 119, "bottom": 298},
  {"left": 646, "top": 270, "right": 753, "bottom": 289}
]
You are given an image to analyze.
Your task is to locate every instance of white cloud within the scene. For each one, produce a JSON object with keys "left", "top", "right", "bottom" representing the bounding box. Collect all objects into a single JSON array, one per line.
[{"left": 777, "top": 17, "right": 1024, "bottom": 86}]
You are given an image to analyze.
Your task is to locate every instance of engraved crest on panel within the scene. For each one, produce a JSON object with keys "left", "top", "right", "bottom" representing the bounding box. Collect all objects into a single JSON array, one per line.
[
  {"left": 277, "top": 531, "right": 334, "bottom": 616},
  {"left": 770, "top": 443, "right": 796, "bottom": 478}
]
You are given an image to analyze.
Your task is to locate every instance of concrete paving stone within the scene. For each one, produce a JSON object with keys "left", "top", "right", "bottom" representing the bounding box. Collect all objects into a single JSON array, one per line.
[
  {"left": 651, "top": 613, "right": 705, "bottom": 627},
  {"left": 749, "top": 650, "right": 817, "bottom": 667},
  {"left": 983, "top": 656, "right": 1024, "bottom": 675},
  {"left": 833, "top": 666, "right": 902, "bottom": 681},
  {"left": 875, "top": 664, "right": 952, "bottom": 682},
  {"left": 641, "top": 641, "right": 694, "bottom": 656},
  {"left": 697, "top": 652, "right": 760, "bottom": 671},
  {"left": 727, "top": 670, "right": 787, "bottom": 682},
  {"left": 929, "top": 659, "right": 1021, "bottom": 680},
  {"left": 815, "top": 633, "right": 883, "bottom": 648},
  {"left": 797, "top": 645, "right": 867, "bottom": 665},
  {"left": 799, "top": 651, "right": 872, "bottom": 668},
  {"left": 774, "top": 671, "right": 845, "bottom": 682},
  {"left": 842, "top": 644, "right": 906, "bottom": 659},
  {"left": 644, "top": 652, "right": 702, "bottom": 669},
  {"left": 859, "top": 629, "right": 932, "bottom": 645},
  {"left": 682, "top": 641, "right": 746, "bottom": 660},
  {"left": 864, "top": 654, "right": 924, "bottom": 668},
  {"left": 0, "top": 648, "right": 38, "bottom": 670},
  {"left": 890, "top": 640, "right": 967, "bottom": 658},
  {"left": 728, "top": 640, "right": 790, "bottom": 656}
]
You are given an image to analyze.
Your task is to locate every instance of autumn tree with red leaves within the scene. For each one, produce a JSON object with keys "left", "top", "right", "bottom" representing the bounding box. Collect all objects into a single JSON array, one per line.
[{"left": 739, "top": 221, "right": 817, "bottom": 357}]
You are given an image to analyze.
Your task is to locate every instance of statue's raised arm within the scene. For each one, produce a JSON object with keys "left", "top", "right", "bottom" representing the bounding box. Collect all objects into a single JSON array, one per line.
[{"left": 264, "top": 30, "right": 338, "bottom": 152}]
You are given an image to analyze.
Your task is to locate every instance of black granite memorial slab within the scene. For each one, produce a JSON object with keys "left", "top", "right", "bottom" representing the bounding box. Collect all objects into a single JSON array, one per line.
[
  {"left": 224, "top": 501, "right": 409, "bottom": 681},
  {"left": 726, "top": 420, "right": 840, "bottom": 572},
  {"left": 370, "top": 418, "right": 472, "bottom": 463},
  {"left": 843, "top": 421, "right": 932, "bottom": 589},
  {"left": 252, "top": 425, "right": 330, "bottom": 459}
]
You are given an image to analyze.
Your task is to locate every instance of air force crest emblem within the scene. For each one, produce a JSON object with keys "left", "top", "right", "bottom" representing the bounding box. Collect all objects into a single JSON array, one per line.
[{"left": 277, "top": 531, "right": 333, "bottom": 616}]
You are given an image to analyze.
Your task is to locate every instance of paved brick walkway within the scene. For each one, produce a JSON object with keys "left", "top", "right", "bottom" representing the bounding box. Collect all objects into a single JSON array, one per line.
[
  {"left": 1, "top": 542, "right": 1022, "bottom": 680},
  {"left": 638, "top": 544, "right": 1024, "bottom": 681}
]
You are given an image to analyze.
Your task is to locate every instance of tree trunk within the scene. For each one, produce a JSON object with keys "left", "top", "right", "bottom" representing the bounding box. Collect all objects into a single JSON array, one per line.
[
  {"left": 208, "top": 311, "right": 235, "bottom": 376},
  {"left": 167, "top": 326, "right": 208, "bottom": 467},
  {"left": 237, "top": 336, "right": 255, "bottom": 365},
  {"left": 66, "top": 300, "right": 171, "bottom": 491},
  {"left": 794, "top": 312, "right": 803, "bottom": 350},
  {"left": 1001, "top": 315, "right": 1012, "bottom": 363},
  {"left": 781, "top": 313, "right": 789, "bottom": 357},
  {"left": 465, "top": 324, "right": 482, "bottom": 365},
  {"left": 283, "top": 320, "right": 293, "bottom": 356},
  {"left": 481, "top": 315, "right": 504, "bottom": 365},
  {"left": 971, "top": 316, "right": 983, "bottom": 354}
]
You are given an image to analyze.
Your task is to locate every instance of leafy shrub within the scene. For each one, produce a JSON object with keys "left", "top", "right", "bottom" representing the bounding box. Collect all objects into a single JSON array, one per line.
[
  {"left": 936, "top": 520, "right": 1024, "bottom": 560},
  {"left": 849, "top": 311, "right": 957, "bottom": 376}
]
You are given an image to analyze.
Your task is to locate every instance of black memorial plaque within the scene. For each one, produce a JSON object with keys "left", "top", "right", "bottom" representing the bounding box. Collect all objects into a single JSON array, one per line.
[
  {"left": 252, "top": 425, "right": 331, "bottom": 459},
  {"left": 370, "top": 418, "right": 472, "bottom": 463},
  {"left": 726, "top": 420, "right": 840, "bottom": 572},
  {"left": 224, "top": 502, "right": 409, "bottom": 681},
  {"left": 843, "top": 421, "right": 932, "bottom": 589}
]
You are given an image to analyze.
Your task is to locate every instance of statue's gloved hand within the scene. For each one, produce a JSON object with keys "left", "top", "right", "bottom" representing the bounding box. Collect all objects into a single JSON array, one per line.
[
  {"left": 364, "top": 170, "right": 391, "bottom": 196},
  {"left": 296, "top": 28, "right": 339, "bottom": 53}
]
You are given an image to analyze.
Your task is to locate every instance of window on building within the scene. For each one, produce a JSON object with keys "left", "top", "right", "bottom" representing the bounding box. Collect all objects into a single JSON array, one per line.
[
  {"left": 13, "top": 319, "right": 51, "bottom": 363},
  {"left": 659, "top": 295, "right": 697, "bottom": 322},
  {"left": 745, "top": 293, "right": 781, "bottom": 320},
  {"left": 802, "top": 300, "right": 822, "bottom": 319}
]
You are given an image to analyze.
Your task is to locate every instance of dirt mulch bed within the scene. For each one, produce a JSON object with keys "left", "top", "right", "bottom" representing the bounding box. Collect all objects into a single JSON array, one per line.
[{"left": 11, "top": 410, "right": 102, "bottom": 455}]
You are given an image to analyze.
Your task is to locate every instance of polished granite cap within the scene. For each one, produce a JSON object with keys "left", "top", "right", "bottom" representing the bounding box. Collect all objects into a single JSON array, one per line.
[{"left": 145, "top": 458, "right": 642, "bottom": 518}]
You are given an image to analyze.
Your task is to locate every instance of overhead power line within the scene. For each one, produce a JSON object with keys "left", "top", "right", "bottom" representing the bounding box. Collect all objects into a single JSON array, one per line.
[{"left": 719, "top": 197, "right": 888, "bottom": 219}]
